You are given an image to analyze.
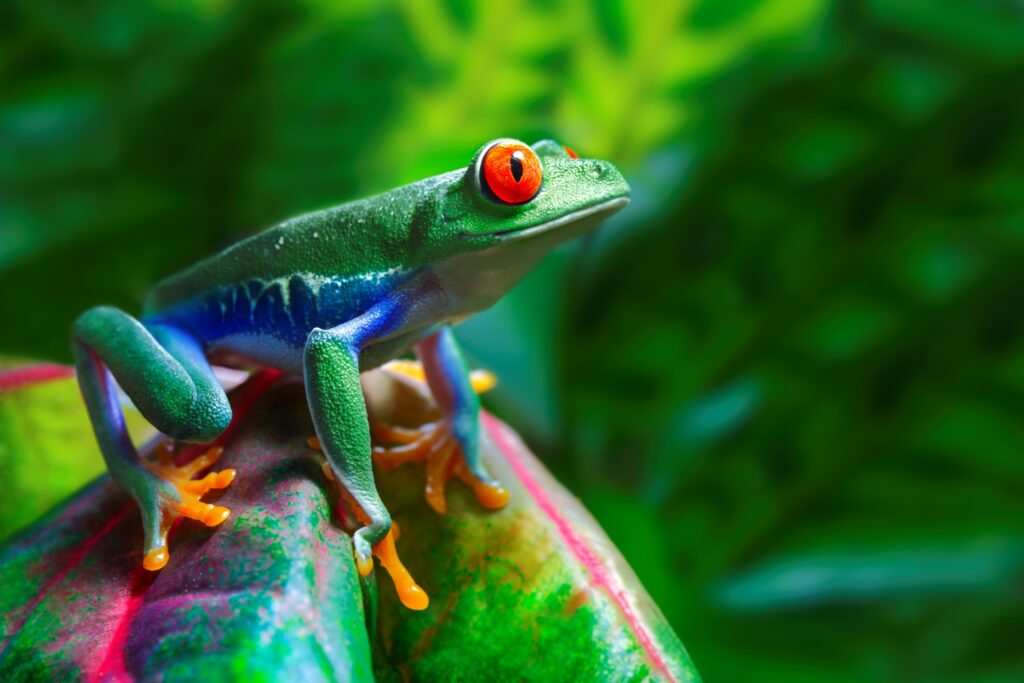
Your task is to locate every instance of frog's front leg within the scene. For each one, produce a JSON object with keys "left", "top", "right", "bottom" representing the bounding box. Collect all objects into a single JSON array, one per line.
[
  {"left": 73, "top": 307, "right": 235, "bottom": 570},
  {"left": 303, "top": 295, "right": 430, "bottom": 610},
  {"left": 373, "top": 327, "right": 509, "bottom": 513}
]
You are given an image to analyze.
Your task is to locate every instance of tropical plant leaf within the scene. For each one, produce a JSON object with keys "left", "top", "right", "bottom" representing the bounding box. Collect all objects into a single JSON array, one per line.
[
  {"left": 362, "top": 371, "right": 697, "bottom": 682},
  {"left": 0, "top": 368, "right": 698, "bottom": 682},
  {"left": 0, "top": 373, "right": 372, "bottom": 682},
  {"left": 0, "top": 361, "right": 152, "bottom": 538}
]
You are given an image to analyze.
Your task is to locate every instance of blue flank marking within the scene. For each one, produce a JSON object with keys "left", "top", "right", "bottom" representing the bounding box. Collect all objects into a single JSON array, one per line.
[{"left": 152, "top": 271, "right": 411, "bottom": 349}]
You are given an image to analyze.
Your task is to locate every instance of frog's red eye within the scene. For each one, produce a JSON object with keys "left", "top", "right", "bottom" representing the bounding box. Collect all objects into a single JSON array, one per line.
[
  {"left": 481, "top": 141, "right": 542, "bottom": 204},
  {"left": 563, "top": 145, "right": 579, "bottom": 159}
]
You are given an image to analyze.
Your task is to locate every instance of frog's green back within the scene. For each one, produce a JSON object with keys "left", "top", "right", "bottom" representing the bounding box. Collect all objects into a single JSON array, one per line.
[{"left": 143, "top": 172, "right": 461, "bottom": 316}]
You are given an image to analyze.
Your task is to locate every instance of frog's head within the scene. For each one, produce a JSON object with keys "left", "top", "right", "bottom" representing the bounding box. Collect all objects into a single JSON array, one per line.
[
  {"left": 424, "top": 138, "right": 630, "bottom": 315},
  {"left": 444, "top": 138, "right": 630, "bottom": 250}
]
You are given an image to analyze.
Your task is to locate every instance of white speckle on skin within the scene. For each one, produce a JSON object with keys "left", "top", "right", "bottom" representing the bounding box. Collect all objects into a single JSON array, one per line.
[{"left": 312, "top": 231, "right": 319, "bottom": 239}]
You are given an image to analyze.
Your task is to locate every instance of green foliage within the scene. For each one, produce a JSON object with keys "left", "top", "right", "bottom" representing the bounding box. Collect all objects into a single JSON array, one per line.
[
  {"left": 563, "top": 3, "right": 1024, "bottom": 681},
  {"left": 4, "top": 0, "right": 1024, "bottom": 681}
]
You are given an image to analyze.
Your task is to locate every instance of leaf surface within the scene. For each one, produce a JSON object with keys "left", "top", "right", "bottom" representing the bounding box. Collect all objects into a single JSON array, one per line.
[{"left": 0, "top": 368, "right": 698, "bottom": 682}]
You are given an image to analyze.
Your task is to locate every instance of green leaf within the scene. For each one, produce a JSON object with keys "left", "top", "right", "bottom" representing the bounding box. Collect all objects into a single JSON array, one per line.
[
  {"left": 715, "top": 537, "right": 1024, "bottom": 610},
  {"left": 367, "top": 372, "right": 698, "bottom": 682},
  {"left": 0, "top": 368, "right": 698, "bottom": 681},
  {"left": 0, "top": 360, "right": 151, "bottom": 538}
]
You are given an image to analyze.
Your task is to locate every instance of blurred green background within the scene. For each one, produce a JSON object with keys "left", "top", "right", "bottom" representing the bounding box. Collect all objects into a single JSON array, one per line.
[{"left": 4, "top": 0, "right": 1024, "bottom": 680}]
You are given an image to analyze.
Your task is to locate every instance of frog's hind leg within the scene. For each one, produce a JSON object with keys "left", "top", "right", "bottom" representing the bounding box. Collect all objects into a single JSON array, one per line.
[
  {"left": 373, "top": 327, "right": 509, "bottom": 514},
  {"left": 73, "top": 307, "right": 235, "bottom": 570}
]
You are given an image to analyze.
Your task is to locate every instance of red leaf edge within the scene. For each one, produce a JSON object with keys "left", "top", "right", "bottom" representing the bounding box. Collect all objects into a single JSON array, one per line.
[{"left": 0, "top": 364, "right": 76, "bottom": 393}]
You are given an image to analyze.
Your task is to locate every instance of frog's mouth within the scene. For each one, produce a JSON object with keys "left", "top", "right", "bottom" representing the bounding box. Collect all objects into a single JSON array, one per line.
[{"left": 468, "top": 197, "right": 630, "bottom": 242}]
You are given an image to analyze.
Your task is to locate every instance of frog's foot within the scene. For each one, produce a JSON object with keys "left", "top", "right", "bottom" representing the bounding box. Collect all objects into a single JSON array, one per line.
[
  {"left": 370, "top": 420, "right": 509, "bottom": 515},
  {"left": 141, "top": 442, "right": 236, "bottom": 571},
  {"left": 374, "top": 360, "right": 508, "bottom": 514},
  {"left": 308, "top": 437, "right": 429, "bottom": 611}
]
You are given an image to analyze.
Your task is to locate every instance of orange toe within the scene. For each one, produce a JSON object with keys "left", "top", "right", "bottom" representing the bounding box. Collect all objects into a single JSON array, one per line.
[
  {"left": 202, "top": 505, "right": 231, "bottom": 526},
  {"left": 214, "top": 469, "right": 236, "bottom": 488},
  {"left": 474, "top": 482, "right": 510, "bottom": 509},
  {"left": 143, "top": 546, "right": 169, "bottom": 571},
  {"left": 373, "top": 529, "right": 429, "bottom": 611}
]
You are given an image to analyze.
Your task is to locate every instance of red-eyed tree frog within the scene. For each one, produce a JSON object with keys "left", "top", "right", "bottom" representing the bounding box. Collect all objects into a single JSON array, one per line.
[{"left": 73, "top": 139, "right": 630, "bottom": 609}]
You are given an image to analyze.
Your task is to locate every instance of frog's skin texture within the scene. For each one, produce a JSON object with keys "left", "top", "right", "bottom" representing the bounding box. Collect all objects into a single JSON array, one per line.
[{"left": 72, "top": 139, "right": 629, "bottom": 609}]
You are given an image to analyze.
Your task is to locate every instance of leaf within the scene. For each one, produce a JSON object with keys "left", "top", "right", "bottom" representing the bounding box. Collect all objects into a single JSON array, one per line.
[
  {"left": 0, "top": 368, "right": 698, "bottom": 682},
  {"left": 715, "top": 537, "right": 1024, "bottom": 610},
  {"left": 0, "top": 361, "right": 151, "bottom": 538},
  {"left": 0, "top": 373, "right": 373, "bottom": 682},
  {"left": 364, "top": 372, "right": 698, "bottom": 682}
]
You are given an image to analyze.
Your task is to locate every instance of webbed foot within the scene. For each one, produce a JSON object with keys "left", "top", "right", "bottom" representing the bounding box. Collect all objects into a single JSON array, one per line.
[
  {"left": 140, "top": 442, "right": 236, "bottom": 570},
  {"left": 372, "top": 360, "right": 509, "bottom": 515},
  {"left": 371, "top": 420, "right": 509, "bottom": 514}
]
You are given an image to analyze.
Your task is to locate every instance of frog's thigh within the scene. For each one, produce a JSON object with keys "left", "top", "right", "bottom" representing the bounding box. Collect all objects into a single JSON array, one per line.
[
  {"left": 145, "top": 322, "right": 232, "bottom": 442},
  {"left": 75, "top": 307, "right": 230, "bottom": 442}
]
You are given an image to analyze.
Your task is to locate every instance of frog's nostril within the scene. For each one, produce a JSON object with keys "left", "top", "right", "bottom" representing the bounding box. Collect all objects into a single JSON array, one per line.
[{"left": 589, "top": 162, "right": 605, "bottom": 178}]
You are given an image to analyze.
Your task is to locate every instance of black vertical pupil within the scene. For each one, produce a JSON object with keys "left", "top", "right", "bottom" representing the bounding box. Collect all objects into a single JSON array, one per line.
[{"left": 509, "top": 153, "right": 524, "bottom": 182}]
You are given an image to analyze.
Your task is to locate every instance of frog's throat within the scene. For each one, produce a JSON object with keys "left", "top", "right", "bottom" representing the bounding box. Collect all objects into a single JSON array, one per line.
[
  {"left": 432, "top": 196, "right": 629, "bottom": 320},
  {"left": 462, "top": 196, "right": 629, "bottom": 242}
]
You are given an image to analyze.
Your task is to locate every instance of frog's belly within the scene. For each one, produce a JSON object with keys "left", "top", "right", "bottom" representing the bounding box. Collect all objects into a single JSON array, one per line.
[
  {"left": 208, "top": 332, "right": 307, "bottom": 375},
  {"left": 210, "top": 325, "right": 436, "bottom": 375}
]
